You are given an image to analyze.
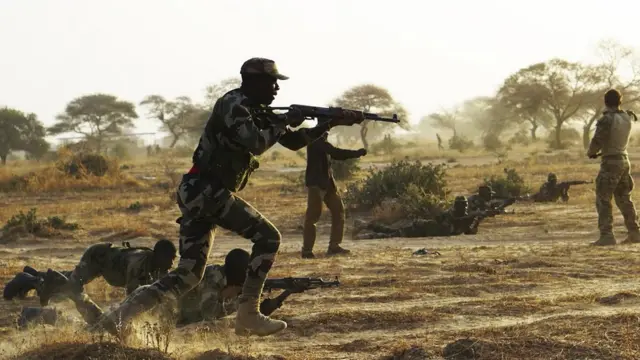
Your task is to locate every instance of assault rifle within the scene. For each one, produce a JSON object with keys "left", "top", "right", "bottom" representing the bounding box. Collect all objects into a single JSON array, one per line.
[
  {"left": 260, "top": 104, "right": 400, "bottom": 124},
  {"left": 557, "top": 180, "right": 592, "bottom": 202},
  {"left": 263, "top": 276, "right": 340, "bottom": 294}
]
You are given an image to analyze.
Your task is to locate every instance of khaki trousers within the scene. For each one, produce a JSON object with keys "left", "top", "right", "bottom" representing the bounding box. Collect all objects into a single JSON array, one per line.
[{"left": 302, "top": 186, "right": 345, "bottom": 252}]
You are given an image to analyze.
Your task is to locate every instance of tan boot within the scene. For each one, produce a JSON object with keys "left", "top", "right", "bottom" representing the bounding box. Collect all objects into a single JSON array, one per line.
[
  {"left": 327, "top": 245, "right": 351, "bottom": 256},
  {"left": 621, "top": 231, "right": 640, "bottom": 244},
  {"left": 235, "top": 296, "right": 287, "bottom": 337},
  {"left": 590, "top": 234, "right": 617, "bottom": 246}
]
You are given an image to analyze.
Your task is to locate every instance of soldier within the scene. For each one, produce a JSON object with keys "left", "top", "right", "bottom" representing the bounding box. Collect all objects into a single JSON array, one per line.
[
  {"left": 436, "top": 133, "right": 444, "bottom": 151},
  {"left": 352, "top": 196, "right": 488, "bottom": 239},
  {"left": 587, "top": 89, "right": 640, "bottom": 246},
  {"left": 93, "top": 58, "right": 364, "bottom": 338},
  {"left": 302, "top": 131, "right": 367, "bottom": 258},
  {"left": 467, "top": 185, "right": 494, "bottom": 211},
  {"left": 531, "top": 173, "right": 590, "bottom": 202},
  {"left": 38, "top": 239, "right": 176, "bottom": 326},
  {"left": 175, "top": 248, "right": 293, "bottom": 325}
]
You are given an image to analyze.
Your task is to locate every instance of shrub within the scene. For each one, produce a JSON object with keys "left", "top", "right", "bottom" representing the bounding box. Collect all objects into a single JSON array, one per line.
[
  {"left": 58, "top": 153, "right": 110, "bottom": 177},
  {"left": 448, "top": 135, "right": 474, "bottom": 152},
  {"left": 331, "top": 158, "right": 361, "bottom": 181},
  {"left": 482, "top": 168, "right": 531, "bottom": 198},
  {"left": 509, "top": 129, "right": 531, "bottom": 146},
  {"left": 345, "top": 160, "right": 449, "bottom": 216},
  {"left": 370, "top": 134, "right": 400, "bottom": 155},
  {"left": 2, "top": 208, "right": 79, "bottom": 241},
  {"left": 482, "top": 133, "right": 503, "bottom": 152}
]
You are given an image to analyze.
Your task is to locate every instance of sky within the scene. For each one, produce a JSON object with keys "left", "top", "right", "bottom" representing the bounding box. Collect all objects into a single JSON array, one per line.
[{"left": 1, "top": 0, "right": 639, "bottom": 144}]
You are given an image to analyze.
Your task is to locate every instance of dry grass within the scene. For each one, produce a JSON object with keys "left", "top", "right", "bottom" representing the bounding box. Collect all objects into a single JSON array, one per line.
[{"left": 1, "top": 145, "right": 640, "bottom": 359}]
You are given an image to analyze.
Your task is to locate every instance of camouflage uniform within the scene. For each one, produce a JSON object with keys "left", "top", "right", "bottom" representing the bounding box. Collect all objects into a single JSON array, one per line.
[
  {"left": 354, "top": 196, "right": 482, "bottom": 239},
  {"left": 43, "top": 243, "right": 162, "bottom": 326},
  {"left": 588, "top": 106, "right": 640, "bottom": 245},
  {"left": 177, "top": 265, "right": 238, "bottom": 324},
  {"left": 467, "top": 185, "right": 494, "bottom": 212},
  {"left": 99, "top": 58, "right": 334, "bottom": 337}
]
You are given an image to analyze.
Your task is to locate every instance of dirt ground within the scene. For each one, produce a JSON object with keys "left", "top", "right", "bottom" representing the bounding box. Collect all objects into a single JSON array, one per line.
[{"left": 1, "top": 149, "right": 639, "bottom": 359}]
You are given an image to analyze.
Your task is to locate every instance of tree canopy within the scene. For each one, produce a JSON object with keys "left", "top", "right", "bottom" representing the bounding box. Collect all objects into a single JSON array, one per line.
[{"left": 0, "top": 107, "right": 50, "bottom": 164}]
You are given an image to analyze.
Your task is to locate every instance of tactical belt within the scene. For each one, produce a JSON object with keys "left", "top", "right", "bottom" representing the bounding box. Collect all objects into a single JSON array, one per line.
[{"left": 601, "top": 154, "right": 628, "bottom": 160}]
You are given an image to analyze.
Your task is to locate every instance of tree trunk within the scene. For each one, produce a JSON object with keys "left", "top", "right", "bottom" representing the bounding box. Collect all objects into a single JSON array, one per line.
[
  {"left": 530, "top": 122, "right": 538, "bottom": 141},
  {"left": 582, "top": 114, "right": 599, "bottom": 150},
  {"left": 360, "top": 123, "right": 369, "bottom": 150},
  {"left": 0, "top": 154, "right": 6, "bottom": 165},
  {"left": 170, "top": 135, "right": 179, "bottom": 148},
  {"left": 554, "top": 122, "right": 563, "bottom": 149}
]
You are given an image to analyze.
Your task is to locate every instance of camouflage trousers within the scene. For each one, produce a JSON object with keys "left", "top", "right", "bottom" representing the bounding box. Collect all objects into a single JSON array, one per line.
[
  {"left": 106, "top": 173, "right": 281, "bottom": 325},
  {"left": 66, "top": 244, "right": 113, "bottom": 325},
  {"left": 302, "top": 185, "right": 345, "bottom": 252},
  {"left": 595, "top": 157, "right": 640, "bottom": 235}
]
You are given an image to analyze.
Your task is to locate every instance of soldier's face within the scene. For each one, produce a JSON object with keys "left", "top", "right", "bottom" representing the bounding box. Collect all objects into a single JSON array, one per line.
[{"left": 254, "top": 77, "right": 279, "bottom": 105}]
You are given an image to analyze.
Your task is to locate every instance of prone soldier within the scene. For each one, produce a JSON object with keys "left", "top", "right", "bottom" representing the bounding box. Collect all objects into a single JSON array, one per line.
[
  {"left": 352, "top": 196, "right": 506, "bottom": 239},
  {"left": 37, "top": 239, "right": 176, "bottom": 326},
  {"left": 531, "top": 173, "right": 591, "bottom": 203}
]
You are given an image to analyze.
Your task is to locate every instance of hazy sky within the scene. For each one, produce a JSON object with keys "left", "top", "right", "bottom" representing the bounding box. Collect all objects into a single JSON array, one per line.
[{"left": 1, "top": 0, "right": 638, "bottom": 143}]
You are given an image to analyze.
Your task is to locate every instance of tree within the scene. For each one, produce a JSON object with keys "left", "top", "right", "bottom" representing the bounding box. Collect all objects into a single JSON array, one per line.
[
  {"left": 499, "top": 59, "right": 604, "bottom": 148},
  {"left": 140, "top": 95, "right": 205, "bottom": 148},
  {"left": 331, "top": 84, "right": 409, "bottom": 149},
  {"left": 204, "top": 77, "right": 241, "bottom": 107},
  {"left": 48, "top": 94, "right": 138, "bottom": 153},
  {"left": 497, "top": 69, "right": 553, "bottom": 141},
  {"left": 581, "top": 40, "right": 640, "bottom": 149},
  {"left": 0, "top": 107, "right": 50, "bottom": 165}
]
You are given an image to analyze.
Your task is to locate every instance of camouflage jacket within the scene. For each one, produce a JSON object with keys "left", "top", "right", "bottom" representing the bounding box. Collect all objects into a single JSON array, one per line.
[
  {"left": 467, "top": 194, "right": 490, "bottom": 212},
  {"left": 192, "top": 88, "right": 331, "bottom": 192},
  {"left": 98, "top": 244, "right": 164, "bottom": 295},
  {"left": 178, "top": 264, "right": 238, "bottom": 324}
]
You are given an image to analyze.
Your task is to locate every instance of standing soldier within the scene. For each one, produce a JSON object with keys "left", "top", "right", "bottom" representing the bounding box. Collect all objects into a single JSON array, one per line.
[
  {"left": 302, "top": 132, "right": 367, "bottom": 258},
  {"left": 93, "top": 58, "right": 364, "bottom": 338},
  {"left": 587, "top": 89, "right": 640, "bottom": 246},
  {"left": 436, "top": 133, "right": 444, "bottom": 151}
]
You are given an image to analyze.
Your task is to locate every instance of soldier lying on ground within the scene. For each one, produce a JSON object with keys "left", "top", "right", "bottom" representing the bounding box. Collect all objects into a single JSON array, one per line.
[
  {"left": 34, "top": 240, "right": 177, "bottom": 326},
  {"left": 352, "top": 196, "right": 509, "bottom": 239},
  {"left": 9, "top": 249, "right": 297, "bottom": 329},
  {"left": 530, "top": 173, "right": 591, "bottom": 202}
]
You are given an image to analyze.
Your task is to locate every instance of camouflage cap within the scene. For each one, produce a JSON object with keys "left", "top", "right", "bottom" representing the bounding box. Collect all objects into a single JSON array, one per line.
[{"left": 240, "top": 57, "right": 289, "bottom": 80}]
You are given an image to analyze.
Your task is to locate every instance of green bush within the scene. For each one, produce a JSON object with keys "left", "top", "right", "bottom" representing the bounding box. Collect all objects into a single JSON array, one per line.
[
  {"left": 370, "top": 134, "right": 400, "bottom": 155},
  {"left": 482, "top": 168, "right": 530, "bottom": 198},
  {"left": 331, "top": 158, "right": 361, "bottom": 181},
  {"left": 509, "top": 129, "right": 531, "bottom": 146},
  {"left": 482, "top": 133, "right": 503, "bottom": 152},
  {"left": 2, "top": 208, "right": 79, "bottom": 241},
  {"left": 448, "top": 135, "right": 474, "bottom": 152},
  {"left": 345, "top": 160, "right": 449, "bottom": 215}
]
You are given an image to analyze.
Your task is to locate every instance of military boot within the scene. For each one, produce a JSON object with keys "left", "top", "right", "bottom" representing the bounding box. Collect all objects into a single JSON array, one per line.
[
  {"left": 301, "top": 251, "right": 315, "bottom": 259},
  {"left": 590, "top": 234, "right": 617, "bottom": 246},
  {"left": 39, "top": 270, "right": 70, "bottom": 306},
  {"left": 235, "top": 296, "right": 287, "bottom": 337},
  {"left": 327, "top": 245, "right": 351, "bottom": 256},
  {"left": 621, "top": 231, "right": 640, "bottom": 244}
]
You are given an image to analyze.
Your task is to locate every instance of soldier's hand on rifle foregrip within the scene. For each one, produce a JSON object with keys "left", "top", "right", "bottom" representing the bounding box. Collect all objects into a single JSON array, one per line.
[{"left": 284, "top": 108, "right": 305, "bottom": 126}]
